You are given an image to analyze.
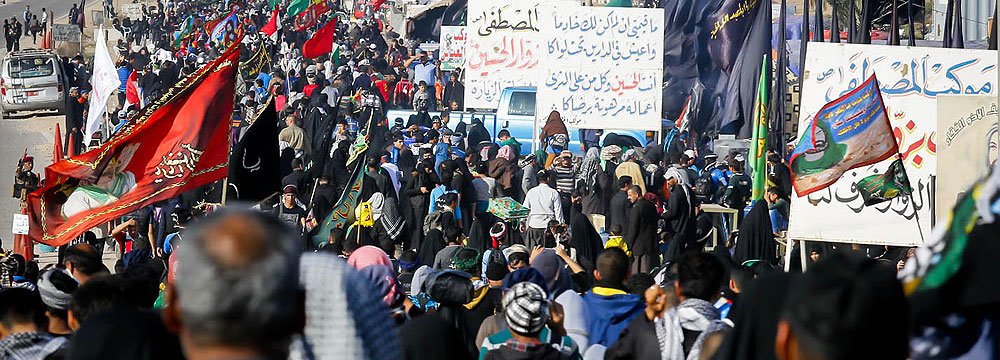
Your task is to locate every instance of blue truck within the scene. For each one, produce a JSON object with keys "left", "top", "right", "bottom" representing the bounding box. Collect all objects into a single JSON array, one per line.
[{"left": 386, "top": 87, "right": 659, "bottom": 156}]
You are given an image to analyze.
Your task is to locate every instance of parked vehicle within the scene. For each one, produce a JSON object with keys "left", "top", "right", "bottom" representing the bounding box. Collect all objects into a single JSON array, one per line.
[
  {"left": 386, "top": 87, "right": 657, "bottom": 155},
  {"left": 0, "top": 49, "right": 68, "bottom": 115}
]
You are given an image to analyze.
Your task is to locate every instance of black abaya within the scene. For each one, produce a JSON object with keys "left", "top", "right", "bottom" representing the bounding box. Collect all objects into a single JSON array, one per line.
[
  {"left": 732, "top": 201, "right": 776, "bottom": 266},
  {"left": 569, "top": 212, "right": 604, "bottom": 275}
]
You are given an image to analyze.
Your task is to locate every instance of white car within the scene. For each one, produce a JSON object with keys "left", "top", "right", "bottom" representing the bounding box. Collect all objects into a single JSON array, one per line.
[{"left": 1, "top": 49, "right": 68, "bottom": 115}]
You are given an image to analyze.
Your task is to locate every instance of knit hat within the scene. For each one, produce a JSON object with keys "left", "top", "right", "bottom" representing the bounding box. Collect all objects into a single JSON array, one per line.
[
  {"left": 485, "top": 256, "right": 509, "bottom": 282},
  {"left": 503, "top": 282, "right": 549, "bottom": 336}
]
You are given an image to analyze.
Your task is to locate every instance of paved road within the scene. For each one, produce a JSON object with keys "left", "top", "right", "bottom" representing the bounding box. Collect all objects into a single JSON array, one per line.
[{"left": 0, "top": 0, "right": 104, "bottom": 252}]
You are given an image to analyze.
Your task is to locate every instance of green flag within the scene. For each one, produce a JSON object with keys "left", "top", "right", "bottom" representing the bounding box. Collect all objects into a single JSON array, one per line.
[
  {"left": 172, "top": 16, "right": 194, "bottom": 48},
  {"left": 269, "top": 0, "right": 282, "bottom": 10},
  {"left": 310, "top": 162, "right": 364, "bottom": 247},
  {"left": 857, "top": 159, "right": 912, "bottom": 206},
  {"left": 748, "top": 54, "right": 770, "bottom": 201},
  {"left": 288, "top": 0, "right": 310, "bottom": 16}
]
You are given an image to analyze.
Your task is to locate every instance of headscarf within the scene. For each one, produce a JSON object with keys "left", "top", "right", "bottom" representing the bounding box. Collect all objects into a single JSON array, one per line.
[
  {"left": 38, "top": 269, "right": 76, "bottom": 310},
  {"left": 418, "top": 229, "right": 446, "bottom": 267},
  {"left": 577, "top": 148, "right": 601, "bottom": 190},
  {"left": 502, "top": 268, "right": 548, "bottom": 293},
  {"left": 289, "top": 253, "right": 401, "bottom": 360},
  {"left": 347, "top": 246, "right": 404, "bottom": 307},
  {"left": 368, "top": 193, "right": 404, "bottom": 240},
  {"left": 466, "top": 213, "right": 493, "bottom": 252},
  {"left": 410, "top": 266, "right": 435, "bottom": 295},
  {"left": 530, "top": 249, "right": 575, "bottom": 299},
  {"left": 503, "top": 282, "right": 549, "bottom": 335},
  {"left": 621, "top": 149, "right": 638, "bottom": 162},
  {"left": 539, "top": 111, "right": 569, "bottom": 143}
]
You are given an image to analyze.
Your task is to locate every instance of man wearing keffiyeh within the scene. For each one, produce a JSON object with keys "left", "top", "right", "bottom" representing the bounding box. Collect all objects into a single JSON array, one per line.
[{"left": 0, "top": 288, "right": 66, "bottom": 360}]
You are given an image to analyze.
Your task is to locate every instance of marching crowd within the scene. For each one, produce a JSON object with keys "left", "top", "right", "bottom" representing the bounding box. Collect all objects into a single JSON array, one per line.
[{"left": 1, "top": 0, "right": 997, "bottom": 359}]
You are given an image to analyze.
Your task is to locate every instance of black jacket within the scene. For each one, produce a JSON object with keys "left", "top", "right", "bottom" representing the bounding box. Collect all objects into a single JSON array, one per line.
[
  {"left": 662, "top": 185, "right": 697, "bottom": 263},
  {"left": 607, "top": 190, "right": 630, "bottom": 235},
  {"left": 625, "top": 198, "right": 659, "bottom": 256}
]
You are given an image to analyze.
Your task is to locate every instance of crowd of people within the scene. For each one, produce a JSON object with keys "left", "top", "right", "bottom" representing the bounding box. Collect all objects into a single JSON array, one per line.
[{"left": 1, "top": 0, "right": 996, "bottom": 359}]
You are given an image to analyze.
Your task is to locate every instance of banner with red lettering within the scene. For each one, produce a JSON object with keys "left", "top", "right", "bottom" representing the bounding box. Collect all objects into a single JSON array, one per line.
[{"left": 26, "top": 34, "right": 243, "bottom": 246}]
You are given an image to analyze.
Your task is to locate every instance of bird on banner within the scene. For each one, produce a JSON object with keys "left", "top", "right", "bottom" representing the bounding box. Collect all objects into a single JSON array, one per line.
[{"left": 26, "top": 33, "right": 245, "bottom": 247}]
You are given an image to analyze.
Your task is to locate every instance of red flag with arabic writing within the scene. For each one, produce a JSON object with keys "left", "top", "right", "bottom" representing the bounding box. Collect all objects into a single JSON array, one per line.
[{"left": 25, "top": 34, "right": 243, "bottom": 247}]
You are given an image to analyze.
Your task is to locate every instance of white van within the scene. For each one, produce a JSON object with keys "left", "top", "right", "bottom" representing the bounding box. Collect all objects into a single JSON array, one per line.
[{"left": 1, "top": 49, "right": 68, "bottom": 115}]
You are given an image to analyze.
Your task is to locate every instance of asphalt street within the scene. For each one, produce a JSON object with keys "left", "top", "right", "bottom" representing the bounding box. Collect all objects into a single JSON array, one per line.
[{"left": 0, "top": 0, "right": 100, "bottom": 252}]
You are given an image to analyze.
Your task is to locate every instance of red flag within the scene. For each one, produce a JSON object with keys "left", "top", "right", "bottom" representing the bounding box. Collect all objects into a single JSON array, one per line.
[
  {"left": 371, "top": 0, "right": 386, "bottom": 11},
  {"left": 54, "top": 123, "right": 63, "bottom": 163},
  {"left": 26, "top": 34, "right": 243, "bottom": 246},
  {"left": 302, "top": 18, "right": 337, "bottom": 59},
  {"left": 126, "top": 70, "right": 141, "bottom": 109},
  {"left": 262, "top": 9, "right": 280, "bottom": 40}
]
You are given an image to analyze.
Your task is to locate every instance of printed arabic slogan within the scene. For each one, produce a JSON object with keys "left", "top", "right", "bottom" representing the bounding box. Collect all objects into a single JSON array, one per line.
[
  {"left": 535, "top": 6, "right": 664, "bottom": 131},
  {"left": 439, "top": 26, "right": 466, "bottom": 72},
  {"left": 790, "top": 74, "right": 897, "bottom": 196},
  {"left": 25, "top": 36, "right": 242, "bottom": 247},
  {"left": 935, "top": 95, "right": 1000, "bottom": 217},
  {"left": 787, "top": 43, "right": 996, "bottom": 247},
  {"left": 465, "top": 0, "right": 578, "bottom": 109}
]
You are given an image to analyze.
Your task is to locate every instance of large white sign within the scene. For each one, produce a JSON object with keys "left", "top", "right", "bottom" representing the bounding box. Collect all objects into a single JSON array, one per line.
[
  {"left": 936, "top": 95, "right": 999, "bottom": 217},
  {"left": 52, "top": 24, "right": 81, "bottom": 42},
  {"left": 439, "top": 26, "right": 466, "bottom": 71},
  {"left": 535, "top": 7, "right": 664, "bottom": 130},
  {"left": 122, "top": 4, "right": 143, "bottom": 20},
  {"left": 788, "top": 43, "right": 996, "bottom": 247},
  {"left": 465, "top": 0, "right": 575, "bottom": 109}
]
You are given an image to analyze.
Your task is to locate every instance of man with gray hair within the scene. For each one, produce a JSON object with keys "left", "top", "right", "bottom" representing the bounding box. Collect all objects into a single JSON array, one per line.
[{"left": 164, "top": 209, "right": 302, "bottom": 360}]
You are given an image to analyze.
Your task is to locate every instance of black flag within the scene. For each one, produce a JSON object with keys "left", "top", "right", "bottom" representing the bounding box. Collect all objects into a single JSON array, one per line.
[
  {"left": 772, "top": 0, "right": 788, "bottom": 154},
  {"left": 848, "top": 0, "right": 856, "bottom": 43},
  {"left": 813, "top": 0, "right": 824, "bottom": 42},
  {"left": 707, "top": 0, "right": 768, "bottom": 72},
  {"left": 228, "top": 98, "right": 281, "bottom": 202},
  {"left": 830, "top": 0, "right": 841, "bottom": 43},
  {"left": 952, "top": 0, "right": 965, "bottom": 48},
  {"left": 716, "top": 0, "right": 771, "bottom": 135},
  {"left": 907, "top": 0, "right": 916, "bottom": 46},
  {"left": 859, "top": 0, "right": 872, "bottom": 43},
  {"left": 943, "top": 0, "right": 954, "bottom": 47},
  {"left": 889, "top": 0, "right": 900, "bottom": 45}
]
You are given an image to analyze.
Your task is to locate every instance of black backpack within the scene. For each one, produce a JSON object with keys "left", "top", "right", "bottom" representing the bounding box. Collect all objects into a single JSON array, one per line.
[
  {"left": 693, "top": 170, "right": 716, "bottom": 202},
  {"left": 725, "top": 173, "right": 752, "bottom": 208}
]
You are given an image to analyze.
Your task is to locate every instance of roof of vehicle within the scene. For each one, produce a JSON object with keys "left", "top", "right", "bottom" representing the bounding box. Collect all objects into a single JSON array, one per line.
[
  {"left": 503, "top": 86, "right": 536, "bottom": 92},
  {"left": 4, "top": 49, "right": 59, "bottom": 59}
]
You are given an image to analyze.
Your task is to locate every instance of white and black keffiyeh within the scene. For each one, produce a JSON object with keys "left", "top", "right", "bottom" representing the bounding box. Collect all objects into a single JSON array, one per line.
[{"left": 655, "top": 298, "right": 730, "bottom": 360}]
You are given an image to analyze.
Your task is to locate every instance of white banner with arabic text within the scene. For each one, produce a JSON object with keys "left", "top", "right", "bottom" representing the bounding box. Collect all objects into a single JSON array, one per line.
[
  {"left": 788, "top": 43, "right": 996, "bottom": 246},
  {"left": 534, "top": 7, "right": 664, "bottom": 130},
  {"left": 440, "top": 26, "right": 466, "bottom": 71},
  {"left": 465, "top": 0, "right": 579, "bottom": 109}
]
